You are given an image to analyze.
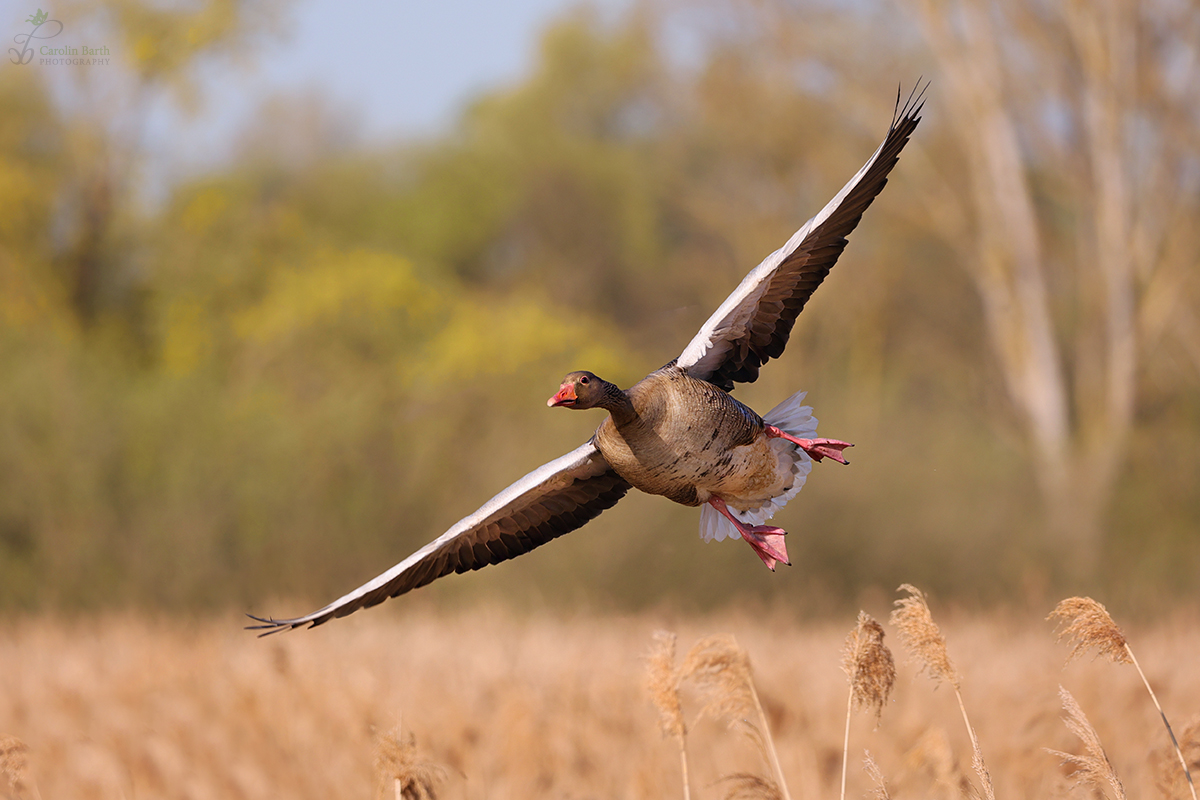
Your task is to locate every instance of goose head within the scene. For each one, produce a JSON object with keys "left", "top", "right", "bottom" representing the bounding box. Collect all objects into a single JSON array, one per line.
[{"left": 547, "top": 371, "right": 609, "bottom": 409}]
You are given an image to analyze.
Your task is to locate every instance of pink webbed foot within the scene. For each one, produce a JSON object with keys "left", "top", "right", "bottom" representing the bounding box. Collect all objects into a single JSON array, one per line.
[
  {"left": 764, "top": 425, "right": 853, "bottom": 464},
  {"left": 741, "top": 527, "right": 790, "bottom": 571},
  {"left": 708, "top": 497, "right": 791, "bottom": 571}
]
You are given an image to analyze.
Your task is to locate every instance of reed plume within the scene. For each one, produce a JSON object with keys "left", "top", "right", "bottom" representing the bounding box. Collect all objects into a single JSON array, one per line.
[
  {"left": 716, "top": 773, "right": 784, "bottom": 800},
  {"left": 681, "top": 635, "right": 791, "bottom": 800},
  {"left": 1048, "top": 597, "right": 1129, "bottom": 664},
  {"left": 0, "top": 735, "right": 39, "bottom": 800},
  {"left": 1047, "top": 686, "right": 1126, "bottom": 800},
  {"left": 374, "top": 726, "right": 448, "bottom": 800},
  {"left": 890, "top": 585, "right": 958, "bottom": 686},
  {"left": 1154, "top": 718, "right": 1200, "bottom": 800},
  {"left": 839, "top": 612, "right": 896, "bottom": 800},
  {"left": 647, "top": 630, "right": 691, "bottom": 800},
  {"left": 907, "top": 727, "right": 969, "bottom": 800},
  {"left": 863, "top": 750, "right": 892, "bottom": 800},
  {"left": 891, "top": 584, "right": 995, "bottom": 800},
  {"left": 1050, "top": 596, "right": 1197, "bottom": 800}
]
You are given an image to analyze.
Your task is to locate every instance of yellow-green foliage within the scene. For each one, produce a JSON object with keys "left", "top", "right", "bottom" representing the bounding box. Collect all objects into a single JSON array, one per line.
[{"left": 0, "top": 0, "right": 1198, "bottom": 612}]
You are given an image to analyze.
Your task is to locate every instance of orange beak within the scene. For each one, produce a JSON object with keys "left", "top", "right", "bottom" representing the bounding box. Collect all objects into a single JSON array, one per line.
[{"left": 547, "top": 383, "right": 577, "bottom": 408}]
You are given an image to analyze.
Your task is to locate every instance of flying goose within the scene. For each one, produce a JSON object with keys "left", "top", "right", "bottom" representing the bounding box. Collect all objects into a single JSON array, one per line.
[{"left": 249, "top": 85, "right": 924, "bottom": 633}]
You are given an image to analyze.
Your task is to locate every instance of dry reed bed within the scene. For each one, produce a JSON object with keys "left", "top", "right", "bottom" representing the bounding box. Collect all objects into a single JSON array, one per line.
[{"left": 1, "top": 602, "right": 1197, "bottom": 799}]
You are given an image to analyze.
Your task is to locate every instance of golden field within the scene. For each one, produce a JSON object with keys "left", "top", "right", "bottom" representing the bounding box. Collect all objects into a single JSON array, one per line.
[
  {"left": 4, "top": 2, "right": 1199, "bottom": 797},
  {"left": 2, "top": 603, "right": 1198, "bottom": 799}
]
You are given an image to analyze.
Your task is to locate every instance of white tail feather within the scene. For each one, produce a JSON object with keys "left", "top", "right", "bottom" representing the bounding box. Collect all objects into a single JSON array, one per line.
[
  {"left": 700, "top": 389, "right": 818, "bottom": 541},
  {"left": 700, "top": 501, "right": 741, "bottom": 542},
  {"left": 764, "top": 390, "right": 818, "bottom": 436}
]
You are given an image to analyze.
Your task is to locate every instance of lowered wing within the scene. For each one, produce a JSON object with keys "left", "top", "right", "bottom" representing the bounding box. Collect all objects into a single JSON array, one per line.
[{"left": 248, "top": 441, "right": 630, "bottom": 634}]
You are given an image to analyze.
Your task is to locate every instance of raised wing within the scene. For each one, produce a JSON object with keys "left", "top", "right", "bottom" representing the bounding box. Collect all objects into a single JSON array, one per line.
[
  {"left": 247, "top": 441, "right": 630, "bottom": 634},
  {"left": 677, "top": 84, "right": 926, "bottom": 391}
]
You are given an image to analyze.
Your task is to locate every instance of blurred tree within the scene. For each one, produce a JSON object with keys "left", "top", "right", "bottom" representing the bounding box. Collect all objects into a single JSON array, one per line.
[
  {"left": 0, "top": 0, "right": 288, "bottom": 605},
  {"left": 900, "top": 0, "right": 1200, "bottom": 560},
  {"left": 0, "top": 71, "right": 68, "bottom": 330},
  {"left": 2, "top": 0, "right": 1198, "bottom": 614},
  {"left": 46, "top": 0, "right": 284, "bottom": 328},
  {"left": 661, "top": 0, "right": 1200, "bottom": 577},
  {"left": 388, "top": 7, "right": 676, "bottom": 334}
]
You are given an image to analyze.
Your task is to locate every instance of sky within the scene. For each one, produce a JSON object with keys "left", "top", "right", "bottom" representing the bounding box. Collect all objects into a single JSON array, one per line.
[
  {"left": 252, "top": 0, "right": 629, "bottom": 138},
  {"left": 1, "top": 0, "right": 629, "bottom": 190},
  {"left": 149, "top": 0, "right": 631, "bottom": 180}
]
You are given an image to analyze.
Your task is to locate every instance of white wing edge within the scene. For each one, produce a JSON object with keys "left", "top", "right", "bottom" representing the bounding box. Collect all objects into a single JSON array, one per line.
[
  {"left": 676, "top": 131, "right": 894, "bottom": 374},
  {"left": 257, "top": 440, "right": 606, "bottom": 628}
]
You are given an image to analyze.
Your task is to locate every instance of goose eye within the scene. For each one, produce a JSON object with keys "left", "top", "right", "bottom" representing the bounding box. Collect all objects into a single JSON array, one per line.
[{"left": 580, "top": 376, "right": 590, "bottom": 385}]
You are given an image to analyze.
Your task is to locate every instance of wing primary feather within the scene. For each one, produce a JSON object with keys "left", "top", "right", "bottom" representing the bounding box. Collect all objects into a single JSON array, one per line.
[
  {"left": 245, "top": 441, "right": 630, "bottom": 635},
  {"left": 677, "top": 82, "right": 925, "bottom": 390}
]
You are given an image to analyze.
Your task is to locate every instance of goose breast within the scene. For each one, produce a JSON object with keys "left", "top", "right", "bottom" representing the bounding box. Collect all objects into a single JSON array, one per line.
[{"left": 592, "top": 367, "right": 791, "bottom": 508}]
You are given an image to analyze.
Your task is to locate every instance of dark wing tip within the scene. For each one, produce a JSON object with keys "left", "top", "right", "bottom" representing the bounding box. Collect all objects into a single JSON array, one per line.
[
  {"left": 698, "top": 86, "right": 926, "bottom": 391},
  {"left": 892, "top": 78, "right": 929, "bottom": 130},
  {"left": 245, "top": 612, "right": 314, "bottom": 637}
]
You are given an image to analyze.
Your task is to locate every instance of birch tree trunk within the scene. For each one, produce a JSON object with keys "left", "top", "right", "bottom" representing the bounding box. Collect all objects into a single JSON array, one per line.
[{"left": 903, "top": 0, "right": 1200, "bottom": 562}]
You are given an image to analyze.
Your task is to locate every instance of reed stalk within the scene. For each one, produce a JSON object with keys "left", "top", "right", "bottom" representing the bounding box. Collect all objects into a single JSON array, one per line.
[
  {"left": 839, "top": 612, "right": 895, "bottom": 800},
  {"left": 1050, "top": 596, "right": 1197, "bottom": 800},
  {"left": 891, "top": 584, "right": 996, "bottom": 800}
]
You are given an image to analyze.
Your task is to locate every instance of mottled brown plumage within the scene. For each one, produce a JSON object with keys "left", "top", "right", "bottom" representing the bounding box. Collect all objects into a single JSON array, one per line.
[
  {"left": 550, "top": 363, "right": 830, "bottom": 571},
  {"left": 584, "top": 367, "right": 778, "bottom": 508}
]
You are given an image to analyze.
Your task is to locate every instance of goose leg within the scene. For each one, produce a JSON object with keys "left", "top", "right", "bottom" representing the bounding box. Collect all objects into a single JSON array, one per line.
[
  {"left": 764, "top": 425, "right": 853, "bottom": 464},
  {"left": 707, "top": 496, "right": 791, "bottom": 571}
]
